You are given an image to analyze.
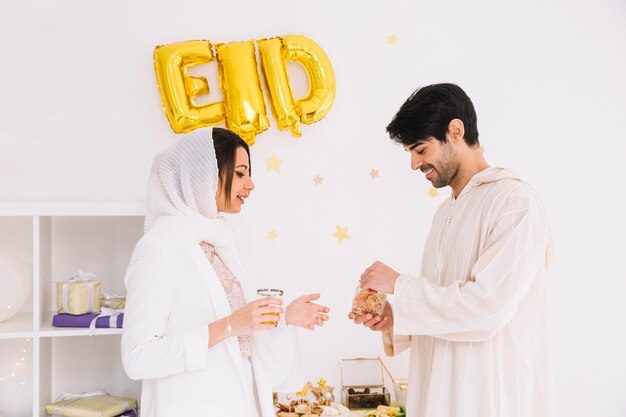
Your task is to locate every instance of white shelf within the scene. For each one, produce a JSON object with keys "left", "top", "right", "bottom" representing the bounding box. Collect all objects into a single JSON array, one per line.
[
  {"left": 0, "top": 208, "right": 144, "bottom": 417},
  {"left": 0, "top": 312, "right": 34, "bottom": 339},
  {"left": 0, "top": 202, "right": 146, "bottom": 216},
  {"left": 39, "top": 313, "right": 123, "bottom": 337}
]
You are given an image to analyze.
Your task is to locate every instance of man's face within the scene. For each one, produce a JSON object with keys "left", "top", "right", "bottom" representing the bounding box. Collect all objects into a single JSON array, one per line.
[{"left": 404, "top": 137, "right": 459, "bottom": 188}]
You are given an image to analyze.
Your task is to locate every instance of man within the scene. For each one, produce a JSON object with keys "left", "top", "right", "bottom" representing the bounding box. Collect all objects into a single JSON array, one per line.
[{"left": 350, "top": 84, "right": 555, "bottom": 417}]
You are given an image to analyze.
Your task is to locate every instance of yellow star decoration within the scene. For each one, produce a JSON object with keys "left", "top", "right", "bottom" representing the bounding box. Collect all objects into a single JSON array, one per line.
[
  {"left": 369, "top": 168, "right": 380, "bottom": 179},
  {"left": 428, "top": 188, "right": 439, "bottom": 198},
  {"left": 266, "top": 230, "right": 279, "bottom": 241},
  {"left": 332, "top": 225, "right": 350, "bottom": 244},
  {"left": 265, "top": 153, "right": 283, "bottom": 172},
  {"left": 387, "top": 34, "right": 398, "bottom": 45},
  {"left": 313, "top": 175, "right": 323, "bottom": 185},
  {"left": 317, "top": 378, "right": 327, "bottom": 387}
]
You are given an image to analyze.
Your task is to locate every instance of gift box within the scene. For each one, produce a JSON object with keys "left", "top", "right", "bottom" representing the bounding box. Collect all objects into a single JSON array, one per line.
[
  {"left": 114, "top": 409, "right": 137, "bottom": 417},
  {"left": 100, "top": 297, "right": 125, "bottom": 310},
  {"left": 52, "top": 311, "right": 124, "bottom": 329},
  {"left": 340, "top": 357, "right": 390, "bottom": 409},
  {"left": 380, "top": 357, "right": 408, "bottom": 407},
  {"left": 56, "top": 271, "right": 101, "bottom": 315},
  {"left": 46, "top": 393, "right": 137, "bottom": 417}
]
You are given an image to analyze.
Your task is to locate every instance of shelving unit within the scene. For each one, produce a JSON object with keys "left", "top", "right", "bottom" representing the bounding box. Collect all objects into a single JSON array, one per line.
[{"left": 0, "top": 203, "right": 145, "bottom": 417}]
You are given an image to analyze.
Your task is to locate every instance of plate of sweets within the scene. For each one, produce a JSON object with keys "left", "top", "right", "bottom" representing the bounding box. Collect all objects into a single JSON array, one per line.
[
  {"left": 276, "top": 380, "right": 345, "bottom": 417},
  {"left": 275, "top": 399, "right": 349, "bottom": 417},
  {"left": 275, "top": 399, "right": 324, "bottom": 417},
  {"left": 320, "top": 403, "right": 350, "bottom": 417},
  {"left": 365, "top": 405, "right": 406, "bottom": 417}
]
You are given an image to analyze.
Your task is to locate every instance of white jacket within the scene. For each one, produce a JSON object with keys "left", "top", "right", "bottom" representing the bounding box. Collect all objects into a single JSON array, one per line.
[{"left": 121, "top": 216, "right": 303, "bottom": 417}]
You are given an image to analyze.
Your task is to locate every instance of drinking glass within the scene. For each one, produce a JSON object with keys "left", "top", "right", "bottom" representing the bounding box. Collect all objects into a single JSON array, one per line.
[{"left": 256, "top": 288, "right": 284, "bottom": 326}]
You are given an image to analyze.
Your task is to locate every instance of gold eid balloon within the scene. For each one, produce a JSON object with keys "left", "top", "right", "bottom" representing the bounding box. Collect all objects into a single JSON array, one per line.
[
  {"left": 215, "top": 41, "right": 269, "bottom": 146},
  {"left": 259, "top": 35, "right": 336, "bottom": 136},
  {"left": 153, "top": 40, "right": 224, "bottom": 133},
  {"left": 154, "top": 35, "right": 335, "bottom": 144},
  {"left": 258, "top": 37, "right": 302, "bottom": 136},
  {"left": 278, "top": 35, "right": 335, "bottom": 126}
]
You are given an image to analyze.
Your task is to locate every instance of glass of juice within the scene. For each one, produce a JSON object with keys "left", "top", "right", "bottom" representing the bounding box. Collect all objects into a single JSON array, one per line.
[{"left": 256, "top": 288, "right": 284, "bottom": 327}]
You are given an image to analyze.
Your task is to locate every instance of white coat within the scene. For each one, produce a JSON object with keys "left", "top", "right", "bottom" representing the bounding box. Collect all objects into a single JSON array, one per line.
[{"left": 121, "top": 216, "right": 303, "bottom": 417}]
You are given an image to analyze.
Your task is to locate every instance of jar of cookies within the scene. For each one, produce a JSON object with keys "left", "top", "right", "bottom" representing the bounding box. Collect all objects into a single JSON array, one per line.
[{"left": 352, "top": 284, "right": 386, "bottom": 317}]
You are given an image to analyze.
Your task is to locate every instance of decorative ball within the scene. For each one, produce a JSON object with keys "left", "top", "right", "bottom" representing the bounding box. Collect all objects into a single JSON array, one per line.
[{"left": 0, "top": 250, "right": 31, "bottom": 322}]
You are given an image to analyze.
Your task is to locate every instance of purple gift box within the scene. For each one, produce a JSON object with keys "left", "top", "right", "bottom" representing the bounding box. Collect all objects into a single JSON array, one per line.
[
  {"left": 52, "top": 312, "right": 124, "bottom": 328},
  {"left": 115, "top": 409, "right": 137, "bottom": 417}
]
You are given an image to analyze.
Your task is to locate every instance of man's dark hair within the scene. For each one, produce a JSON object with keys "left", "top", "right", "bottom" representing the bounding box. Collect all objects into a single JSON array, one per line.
[
  {"left": 386, "top": 83, "right": 479, "bottom": 148},
  {"left": 212, "top": 127, "right": 251, "bottom": 207}
]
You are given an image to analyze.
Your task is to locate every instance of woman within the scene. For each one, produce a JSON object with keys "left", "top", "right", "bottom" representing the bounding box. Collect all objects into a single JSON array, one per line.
[{"left": 121, "top": 127, "right": 329, "bottom": 417}]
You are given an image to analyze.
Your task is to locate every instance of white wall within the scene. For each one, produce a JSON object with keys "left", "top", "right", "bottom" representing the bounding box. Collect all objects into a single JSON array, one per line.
[{"left": 1, "top": 0, "right": 625, "bottom": 416}]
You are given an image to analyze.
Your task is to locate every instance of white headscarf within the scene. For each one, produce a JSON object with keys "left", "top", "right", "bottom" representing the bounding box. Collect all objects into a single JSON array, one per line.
[
  {"left": 143, "top": 127, "right": 249, "bottom": 285},
  {"left": 145, "top": 127, "right": 220, "bottom": 231}
]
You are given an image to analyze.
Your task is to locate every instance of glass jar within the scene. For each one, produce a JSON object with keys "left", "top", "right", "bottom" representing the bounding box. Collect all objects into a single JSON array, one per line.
[{"left": 352, "top": 284, "right": 386, "bottom": 317}]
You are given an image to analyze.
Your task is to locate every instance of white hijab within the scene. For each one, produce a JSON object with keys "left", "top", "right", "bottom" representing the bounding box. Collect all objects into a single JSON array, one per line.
[
  {"left": 145, "top": 127, "right": 220, "bottom": 230},
  {"left": 144, "top": 127, "right": 246, "bottom": 278}
]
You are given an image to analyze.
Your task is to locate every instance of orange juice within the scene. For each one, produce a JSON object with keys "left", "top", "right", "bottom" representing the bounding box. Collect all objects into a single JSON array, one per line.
[
  {"left": 257, "top": 288, "right": 284, "bottom": 327},
  {"left": 261, "top": 312, "right": 280, "bottom": 326}
]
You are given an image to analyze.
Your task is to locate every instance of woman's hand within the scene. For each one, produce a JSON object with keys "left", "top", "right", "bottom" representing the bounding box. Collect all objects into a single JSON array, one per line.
[
  {"left": 285, "top": 293, "right": 330, "bottom": 330},
  {"left": 228, "top": 297, "right": 284, "bottom": 337}
]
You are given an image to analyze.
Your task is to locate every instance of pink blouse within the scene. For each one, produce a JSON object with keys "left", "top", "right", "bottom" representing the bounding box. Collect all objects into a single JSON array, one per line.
[{"left": 199, "top": 241, "right": 253, "bottom": 357}]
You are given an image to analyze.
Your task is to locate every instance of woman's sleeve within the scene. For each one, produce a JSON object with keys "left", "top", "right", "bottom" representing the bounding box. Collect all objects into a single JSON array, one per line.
[
  {"left": 121, "top": 245, "right": 209, "bottom": 380},
  {"left": 253, "top": 316, "right": 304, "bottom": 391}
]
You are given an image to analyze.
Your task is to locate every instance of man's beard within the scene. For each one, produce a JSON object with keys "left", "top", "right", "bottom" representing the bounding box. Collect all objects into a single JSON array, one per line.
[{"left": 430, "top": 144, "right": 458, "bottom": 188}]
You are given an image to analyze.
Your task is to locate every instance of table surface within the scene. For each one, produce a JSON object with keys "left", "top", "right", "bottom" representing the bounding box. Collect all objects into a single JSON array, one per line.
[{"left": 349, "top": 411, "right": 370, "bottom": 417}]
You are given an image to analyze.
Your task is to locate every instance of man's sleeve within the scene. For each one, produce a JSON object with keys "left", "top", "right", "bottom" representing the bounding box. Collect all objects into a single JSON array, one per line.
[
  {"left": 393, "top": 188, "right": 552, "bottom": 342},
  {"left": 382, "top": 325, "right": 411, "bottom": 357}
]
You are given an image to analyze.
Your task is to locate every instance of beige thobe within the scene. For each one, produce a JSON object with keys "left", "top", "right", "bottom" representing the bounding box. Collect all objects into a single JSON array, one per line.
[{"left": 385, "top": 167, "right": 555, "bottom": 417}]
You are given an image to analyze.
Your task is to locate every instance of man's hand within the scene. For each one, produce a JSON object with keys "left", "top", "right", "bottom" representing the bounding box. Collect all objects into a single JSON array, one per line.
[
  {"left": 360, "top": 261, "right": 400, "bottom": 294},
  {"left": 348, "top": 302, "right": 393, "bottom": 331}
]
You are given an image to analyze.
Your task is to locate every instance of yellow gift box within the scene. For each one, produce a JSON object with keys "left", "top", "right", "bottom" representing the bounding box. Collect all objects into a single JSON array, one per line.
[
  {"left": 56, "top": 271, "right": 101, "bottom": 315},
  {"left": 100, "top": 297, "right": 125, "bottom": 310},
  {"left": 46, "top": 393, "right": 136, "bottom": 417}
]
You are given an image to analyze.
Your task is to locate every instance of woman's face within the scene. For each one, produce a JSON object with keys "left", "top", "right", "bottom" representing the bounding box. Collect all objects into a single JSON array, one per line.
[{"left": 216, "top": 146, "right": 254, "bottom": 213}]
